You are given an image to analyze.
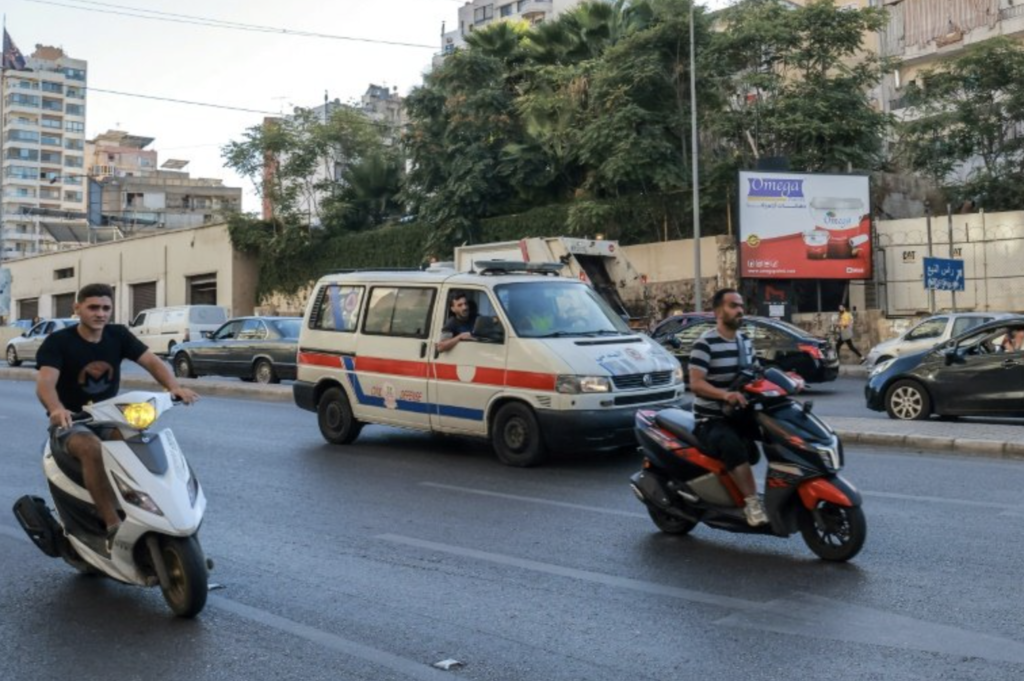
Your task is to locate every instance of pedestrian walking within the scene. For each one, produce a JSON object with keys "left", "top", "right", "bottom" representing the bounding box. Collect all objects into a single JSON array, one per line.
[{"left": 836, "top": 304, "right": 862, "bottom": 361}]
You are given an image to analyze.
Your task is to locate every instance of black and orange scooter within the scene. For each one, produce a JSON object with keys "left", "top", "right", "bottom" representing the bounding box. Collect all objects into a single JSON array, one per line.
[{"left": 630, "top": 366, "right": 866, "bottom": 561}]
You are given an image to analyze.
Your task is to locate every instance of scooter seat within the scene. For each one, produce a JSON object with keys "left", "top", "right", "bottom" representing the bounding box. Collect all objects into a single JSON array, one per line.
[
  {"left": 654, "top": 409, "right": 704, "bottom": 450},
  {"left": 49, "top": 432, "right": 86, "bottom": 488}
]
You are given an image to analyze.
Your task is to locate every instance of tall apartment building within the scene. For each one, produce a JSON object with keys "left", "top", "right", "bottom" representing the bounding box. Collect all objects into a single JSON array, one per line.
[
  {"left": 439, "top": 0, "right": 598, "bottom": 60},
  {"left": 86, "top": 129, "right": 243, "bottom": 234},
  {"left": 1, "top": 35, "right": 89, "bottom": 261}
]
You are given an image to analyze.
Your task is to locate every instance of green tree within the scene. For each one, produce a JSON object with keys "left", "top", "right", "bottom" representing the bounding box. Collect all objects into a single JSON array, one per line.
[
  {"left": 710, "top": 0, "right": 892, "bottom": 173},
  {"left": 896, "top": 37, "right": 1024, "bottom": 210}
]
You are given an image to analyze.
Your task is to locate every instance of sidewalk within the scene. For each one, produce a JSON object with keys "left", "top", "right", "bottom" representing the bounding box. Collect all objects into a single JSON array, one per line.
[{"left": 1, "top": 366, "right": 1020, "bottom": 460}]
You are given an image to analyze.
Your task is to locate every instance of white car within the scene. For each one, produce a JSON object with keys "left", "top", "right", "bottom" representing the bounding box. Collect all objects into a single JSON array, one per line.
[
  {"left": 865, "top": 313, "right": 1009, "bottom": 367},
  {"left": 5, "top": 319, "right": 77, "bottom": 367}
]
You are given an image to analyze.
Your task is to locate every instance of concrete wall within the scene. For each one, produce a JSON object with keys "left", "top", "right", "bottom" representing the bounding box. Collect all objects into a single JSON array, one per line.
[
  {"left": 3, "top": 223, "right": 258, "bottom": 323},
  {"left": 622, "top": 236, "right": 738, "bottom": 317}
]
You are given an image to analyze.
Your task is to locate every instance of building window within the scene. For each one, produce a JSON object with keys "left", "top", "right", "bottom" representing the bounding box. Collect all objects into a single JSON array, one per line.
[
  {"left": 186, "top": 274, "right": 218, "bottom": 305},
  {"left": 65, "top": 103, "right": 84, "bottom": 116},
  {"left": 7, "top": 93, "right": 40, "bottom": 107},
  {"left": 42, "top": 98, "right": 63, "bottom": 111},
  {"left": 66, "top": 86, "right": 85, "bottom": 99},
  {"left": 65, "top": 138, "right": 84, "bottom": 151},
  {"left": 64, "top": 68, "right": 86, "bottom": 81},
  {"left": 6, "top": 148, "right": 39, "bottom": 161},
  {"left": 474, "top": 4, "right": 494, "bottom": 22},
  {"left": 64, "top": 190, "right": 83, "bottom": 202},
  {"left": 65, "top": 121, "right": 84, "bottom": 133},
  {"left": 63, "top": 175, "right": 82, "bottom": 186},
  {"left": 40, "top": 151, "right": 62, "bottom": 164},
  {"left": 41, "top": 81, "right": 63, "bottom": 94},
  {"left": 54, "top": 267, "right": 75, "bottom": 280},
  {"left": 501, "top": 3, "right": 513, "bottom": 16},
  {"left": 41, "top": 134, "right": 62, "bottom": 146},
  {"left": 5, "top": 130, "right": 40, "bottom": 143},
  {"left": 4, "top": 166, "right": 36, "bottom": 180},
  {"left": 41, "top": 117, "right": 62, "bottom": 130},
  {"left": 4, "top": 187, "right": 36, "bottom": 198},
  {"left": 64, "top": 156, "right": 83, "bottom": 168}
]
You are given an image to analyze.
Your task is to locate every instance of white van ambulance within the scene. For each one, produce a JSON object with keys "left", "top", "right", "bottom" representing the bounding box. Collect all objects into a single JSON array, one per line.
[{"left": 293, "top": 262, "right": 685, "bottom": 466}]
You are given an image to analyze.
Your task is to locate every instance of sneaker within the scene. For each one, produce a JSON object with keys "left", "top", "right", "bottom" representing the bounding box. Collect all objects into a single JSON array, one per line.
[
  {"left": 744, "top": 495, "right": 768, "bottom": 527},
  {"left": 105, "top": 524, "right": 119, "bottom": 554}
]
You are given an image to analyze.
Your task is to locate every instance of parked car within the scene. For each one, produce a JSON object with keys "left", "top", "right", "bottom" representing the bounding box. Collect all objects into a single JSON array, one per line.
[
  {"left": 864, "top": 312, "right": 1008, "bottom": 368},
  {"left": 130, "top": 305, "right": 229, "bottom": 356},
  {"left": 866, "top": 317, "right": 1024, "bottom": 420},
  {"left": 171, "top": 316, "right": 301, "bottom": 384},
  {"left": 5, "top": 319, "right": 77, "bottom": 367},
  {"left": 652, "top": 314, "right": 839, "bottom": 384}
]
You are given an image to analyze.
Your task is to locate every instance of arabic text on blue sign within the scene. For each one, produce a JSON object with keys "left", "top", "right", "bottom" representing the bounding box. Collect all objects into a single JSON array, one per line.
[{"left": 923, "top": 257, "right": 965, "bottom": 292}]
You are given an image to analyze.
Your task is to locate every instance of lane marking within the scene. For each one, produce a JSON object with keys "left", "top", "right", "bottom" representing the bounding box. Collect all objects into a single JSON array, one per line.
[
  {"left": 419, "top": 482, "right": 647, "bottom": 519},
  {"left": 210, "top": 596, "right": 452, "bottom": 681},
  {"left": 379, "top": 533, "right": 1024, "bottom": 665},
  {"left": 862, "top": 490, "right": 1018, "bottom": 510},
  {"left": 0, "top": 523, "right": 449, "bottom": 680}
]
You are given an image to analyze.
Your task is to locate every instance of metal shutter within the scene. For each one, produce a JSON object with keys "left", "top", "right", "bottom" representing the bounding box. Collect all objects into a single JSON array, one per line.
[
  {"left": 131, "top": 282, "right": 157, "bottom": 317},
  {"left": 53, "top": 293, "right": 75, "bottom": 318}
]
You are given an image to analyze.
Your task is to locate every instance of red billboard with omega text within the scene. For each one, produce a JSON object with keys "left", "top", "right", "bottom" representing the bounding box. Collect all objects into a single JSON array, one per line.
[{"left": 738, "top": 171, "right": 872, "bottom": 280}]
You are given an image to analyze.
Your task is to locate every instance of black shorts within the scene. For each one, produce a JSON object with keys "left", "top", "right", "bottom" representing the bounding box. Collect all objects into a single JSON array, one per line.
[{"left": 695, "top": 416, "right": 761, "bottom": 470}]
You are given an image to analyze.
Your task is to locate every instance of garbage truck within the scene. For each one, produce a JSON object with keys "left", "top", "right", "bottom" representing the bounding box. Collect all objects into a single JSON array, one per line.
[{"left": 453, "top": 237, "right": 650, "bottom": 326}]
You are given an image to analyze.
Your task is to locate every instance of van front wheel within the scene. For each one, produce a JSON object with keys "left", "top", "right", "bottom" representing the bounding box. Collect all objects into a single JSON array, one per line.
[
  {"left": 492, "top": 403, "right": 546, "bottom": 467},
  {"left": 318, "top": 387, "right": 362, "bottom": 445}
]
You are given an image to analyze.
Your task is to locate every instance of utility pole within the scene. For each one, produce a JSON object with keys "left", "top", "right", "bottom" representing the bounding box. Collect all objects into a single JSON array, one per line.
[
  {"left": 947, "top": 203, "right": 957, "bottom": 312},
  {"left": 689, "top": 0, "right": 702, "bottom": 311},
  {"left": 925, "top": 200, "right": 935, "bottom": 313}
]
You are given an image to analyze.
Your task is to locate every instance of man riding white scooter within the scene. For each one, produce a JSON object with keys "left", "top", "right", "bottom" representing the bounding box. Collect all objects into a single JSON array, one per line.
[{"left": 35, "top": 283, "right": 199, "bottom": 551}]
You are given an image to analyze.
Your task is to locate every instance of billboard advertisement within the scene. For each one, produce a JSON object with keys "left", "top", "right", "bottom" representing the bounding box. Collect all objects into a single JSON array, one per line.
[{"left": 739, "top": 171, "right": 871, "bottom": 280}]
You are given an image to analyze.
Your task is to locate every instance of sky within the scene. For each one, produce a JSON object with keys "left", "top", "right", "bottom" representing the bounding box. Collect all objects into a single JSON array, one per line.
[{"left": 4, "top": 0, "right": 465, "bottom": 212}]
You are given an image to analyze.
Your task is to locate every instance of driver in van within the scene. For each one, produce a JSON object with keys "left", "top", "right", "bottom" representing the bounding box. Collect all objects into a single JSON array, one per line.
[{"left": 437, "top": 291, "right": 478, "bottom": 353}]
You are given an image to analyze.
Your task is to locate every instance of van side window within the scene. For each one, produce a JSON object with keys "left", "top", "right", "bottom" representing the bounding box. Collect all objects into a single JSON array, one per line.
[
  {"left": 364, "top": 287, "right": 435, "bottom": 338},
  {"left": 311, "top": 285, "right": 364, "bottom": 333}
]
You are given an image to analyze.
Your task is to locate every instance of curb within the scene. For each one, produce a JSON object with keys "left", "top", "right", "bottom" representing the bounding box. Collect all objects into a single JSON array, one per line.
[
  {"left": 2, "top": 367, "right": 1019, "bottom": 460},
  {"left": 838, "top": 365, "right": 868, "bottom": 378},
  {"left": 0, "top": 367, "right": 292, "bottom": 403}
]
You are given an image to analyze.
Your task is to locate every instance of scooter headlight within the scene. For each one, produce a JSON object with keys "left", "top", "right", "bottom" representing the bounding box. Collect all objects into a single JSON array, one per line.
[
  {"left": 811, "top": 441, "right": 841, "bottom": 472},
  {"left": 119, "top": 401, "right": 157, "bottom": 430},
  {"left": 111, "top": 471, "right": 164, "bottom": 516}
]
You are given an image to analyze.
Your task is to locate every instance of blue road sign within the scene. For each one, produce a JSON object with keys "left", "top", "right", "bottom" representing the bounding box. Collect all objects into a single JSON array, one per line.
[{"left": 924, "top": 257, "right": 965, "bottom": 292}]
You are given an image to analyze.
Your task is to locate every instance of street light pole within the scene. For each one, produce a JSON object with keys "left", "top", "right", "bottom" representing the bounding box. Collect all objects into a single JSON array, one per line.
[{"left": 690, "top": 0, "right": 702, "bottom": 311}]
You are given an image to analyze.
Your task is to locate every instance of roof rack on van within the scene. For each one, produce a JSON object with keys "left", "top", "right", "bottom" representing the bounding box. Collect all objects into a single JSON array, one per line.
[
  {"left": 326, "top": 267, "right": 425, "bottom": 275},
  {"left": 474, "top": 260, "right": 565, "bottom": 276}
]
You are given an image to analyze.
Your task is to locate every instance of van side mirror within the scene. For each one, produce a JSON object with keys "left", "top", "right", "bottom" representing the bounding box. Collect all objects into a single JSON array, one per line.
[{"left": 473, "top": 316, "right": 505, "bottom": 343}]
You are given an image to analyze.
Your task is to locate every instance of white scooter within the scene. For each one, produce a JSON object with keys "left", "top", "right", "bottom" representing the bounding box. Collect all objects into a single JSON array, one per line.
[{"left": 13, "top": 391, "right": 210, "bottom": 618}]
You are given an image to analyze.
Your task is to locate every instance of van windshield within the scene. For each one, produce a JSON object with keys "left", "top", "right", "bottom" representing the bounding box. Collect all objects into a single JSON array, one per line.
[
  {"left": 495, "top": 282, "right": 630, "bottom": 338},
  {"left": 189, "top": 307, "right": 227, "bottom": 324}
]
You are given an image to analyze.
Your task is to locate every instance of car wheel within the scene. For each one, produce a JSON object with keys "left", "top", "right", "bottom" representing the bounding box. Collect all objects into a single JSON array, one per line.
[
  {"left": 317, "top": 387, "right": 362, "bottom": 445},
  {"left": 173, "top": 353, "right": 196, "bottom": 379},
  {"left": 6, "top": 345, "right": 21, "bottom": 367},
  {"left": 253, "top": 359, "right": 279, "bottom": 384},
  {"left": 884, "top": 379, "right": 931, "bottom": 421},
  {"left": 491, "top": 402, "right": 546, "bottom": 467}
]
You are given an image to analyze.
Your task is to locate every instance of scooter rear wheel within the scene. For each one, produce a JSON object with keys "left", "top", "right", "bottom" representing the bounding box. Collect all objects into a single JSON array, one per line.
[
  {"left": 647, "top": 505, "right": 697, "bottom": 535},
  {"left": 798, "top": 502, "right": 866, "bottom": 562},
  {"left": 159, "top": 535, "right": 208, "bottom": 618}
]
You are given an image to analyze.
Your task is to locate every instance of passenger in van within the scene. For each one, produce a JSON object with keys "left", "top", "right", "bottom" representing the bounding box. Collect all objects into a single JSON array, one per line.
[
  {"left": 437, "top": 291, "right": 479, "bottom": 353},
  {"left": 511, "top": 295, "right": 555, "bottom": 335}
]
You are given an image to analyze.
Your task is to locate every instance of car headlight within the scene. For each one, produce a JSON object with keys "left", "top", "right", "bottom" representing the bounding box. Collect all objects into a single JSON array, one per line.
[
  {"left": 556, "top": 375, "right": 612, "bottom": 394},
  {"left": 672, "top": 365, "right": 684, "bottom": 384},
  {"left": 119, "top": 401, "right": 157, "bottom": 430},
  {"left": 870, "top": 358, "right": 895, "bottom": 378},
  {"left": 111, "top": 471, "right": 164, "bottom": 516}
]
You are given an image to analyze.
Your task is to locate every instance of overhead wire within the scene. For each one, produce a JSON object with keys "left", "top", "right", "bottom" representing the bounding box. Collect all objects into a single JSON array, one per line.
[
  {"left": 19, "top": 0, "right": 439, "bottom": 49},
  {"left": 84, "top": 87, "right": 281, "bottom": 115}
]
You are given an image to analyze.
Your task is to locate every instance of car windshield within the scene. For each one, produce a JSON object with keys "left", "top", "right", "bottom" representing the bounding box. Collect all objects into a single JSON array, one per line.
[
  {"left": 495, "top": 282, "right": 630, "bottom": 338},
  {"left": 271, "top": 319, "right": 301, "bottom": 338}
]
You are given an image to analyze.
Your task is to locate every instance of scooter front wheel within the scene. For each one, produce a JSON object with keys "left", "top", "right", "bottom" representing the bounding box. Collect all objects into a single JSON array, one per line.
[
  {"left": 647, "top": 505, "right": 697, "bottom": 535},
  {"left": 159, "top": 535, "right": 208, "bottom": 618},
  {"left": 798, "top": 502, "right": 866, "bottom": 562}
]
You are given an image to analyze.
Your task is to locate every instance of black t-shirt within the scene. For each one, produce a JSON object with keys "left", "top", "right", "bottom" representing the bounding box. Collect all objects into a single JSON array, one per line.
[
  {"left": 36, "top": 324, "right": 148, "bottom": 412},
  {"left": 442, "top": 314, "right": 477, "bottom": 338}
]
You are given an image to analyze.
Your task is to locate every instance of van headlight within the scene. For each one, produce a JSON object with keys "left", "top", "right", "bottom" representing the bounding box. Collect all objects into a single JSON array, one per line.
[
  {"left": 672, "top": 365, "right": 684, "bottom": 384},
  {"left": 119, "top": 401, "right": 157, "bottom": 430},
  {"left": 556, "top": 375, "right": 612, "bottom": 394}
]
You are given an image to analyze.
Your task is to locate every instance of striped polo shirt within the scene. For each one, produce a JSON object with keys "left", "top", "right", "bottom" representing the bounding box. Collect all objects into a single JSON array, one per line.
[{"left": 689, "top": 328, "right": 755, "bottom": 418}]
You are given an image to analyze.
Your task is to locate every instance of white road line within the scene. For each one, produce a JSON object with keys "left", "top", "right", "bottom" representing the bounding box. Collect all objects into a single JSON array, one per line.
[
  {"left": 379, "top": 533, "right": 1024, "bottom": 665},
  {"left": 419, "top": 482, "right": 647, "bottom": 518}
]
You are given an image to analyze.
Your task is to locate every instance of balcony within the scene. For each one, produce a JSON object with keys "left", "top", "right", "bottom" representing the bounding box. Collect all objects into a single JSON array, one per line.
[{"left": 880, "top": 0, "right": 1020, "bottom": 62}]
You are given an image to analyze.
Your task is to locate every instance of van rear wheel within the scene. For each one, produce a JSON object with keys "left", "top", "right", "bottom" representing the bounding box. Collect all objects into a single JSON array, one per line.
[
  {"left": 492, "top": 403, "right": 546, "bottom": 467},
  {"left": 318, "top": 387, "right": 362, "bottom": 445}
]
